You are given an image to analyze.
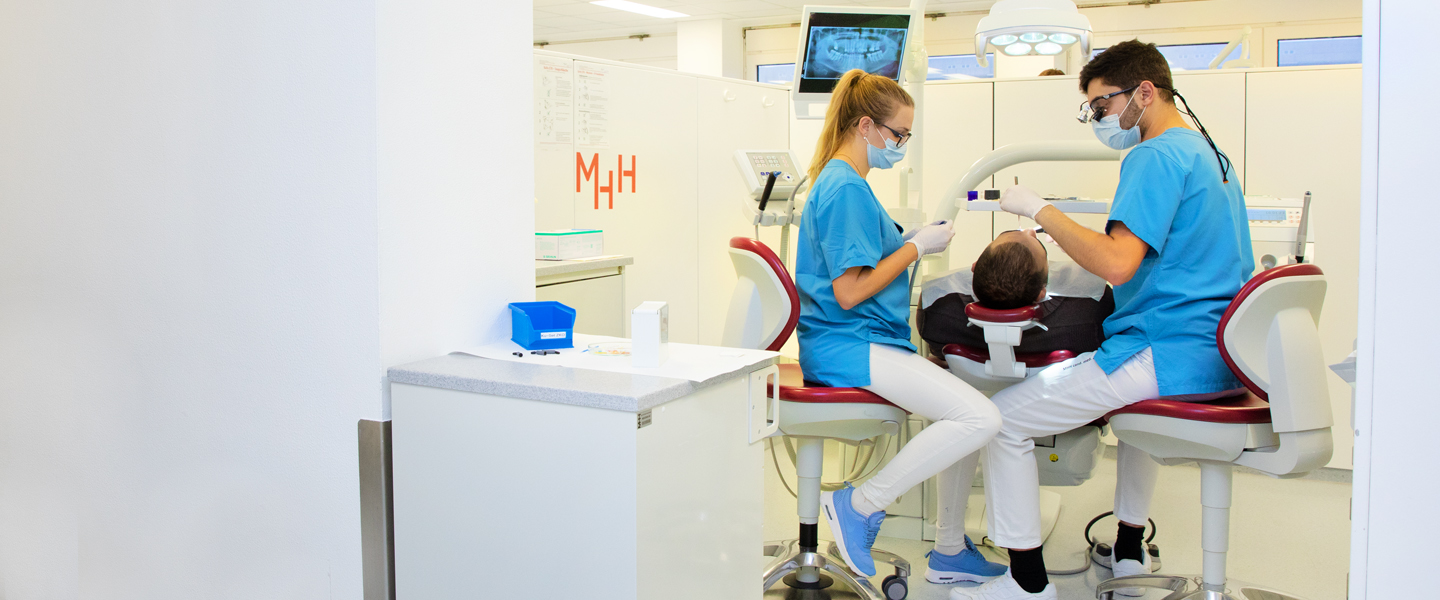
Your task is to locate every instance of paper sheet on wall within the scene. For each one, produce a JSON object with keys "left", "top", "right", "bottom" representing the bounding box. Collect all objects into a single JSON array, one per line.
[
  {"left": 575, "top": 63, "right": 610, "bottom": 149},
  {"left": 535, "top": 57, "right": 574, "bottom": 147},
  {"left": 456, "top": 334, "right": 778, "bottom": 382}
]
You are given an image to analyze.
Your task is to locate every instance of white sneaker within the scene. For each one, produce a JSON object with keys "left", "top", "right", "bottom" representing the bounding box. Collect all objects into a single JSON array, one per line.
[
  {"left": 1109, "top": 548, "right": 1153, "bottom": 597},
  {"left": 949, "top": 573, "right": 1057, "bottom": 600}
]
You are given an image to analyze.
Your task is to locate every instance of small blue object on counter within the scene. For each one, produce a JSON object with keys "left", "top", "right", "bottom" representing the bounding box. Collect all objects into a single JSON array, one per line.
[{"left": 509, "top": 301, "right": 576, "bottom": 350}]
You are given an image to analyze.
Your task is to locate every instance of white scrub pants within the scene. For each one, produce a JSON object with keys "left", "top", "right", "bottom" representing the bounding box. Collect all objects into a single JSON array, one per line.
[
  {"left": 980, "top": 348, "right": 1162, "bottom": 550},
  {"left": 853, "top": 344, "right": 1002, "bottom": 528}
]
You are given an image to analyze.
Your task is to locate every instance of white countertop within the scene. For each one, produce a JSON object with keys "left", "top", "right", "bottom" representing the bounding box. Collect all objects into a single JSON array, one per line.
[
  {"left": 388, "top": 351, "right": 775, "bottom": 413},
  {"left": 534, "top": 255, "right": 633, "bottom": 277}
]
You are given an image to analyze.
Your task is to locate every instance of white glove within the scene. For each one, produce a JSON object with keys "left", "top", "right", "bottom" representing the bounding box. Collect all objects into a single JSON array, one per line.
[
  {"left": 906, "top": 221, "right": 955, "bottom": 256},
  {"left": 999, "top": 185, "right": 1052, "bottom": 220},
  {"left": 902, "top": 220, "right": 949, "bottom": 242}
]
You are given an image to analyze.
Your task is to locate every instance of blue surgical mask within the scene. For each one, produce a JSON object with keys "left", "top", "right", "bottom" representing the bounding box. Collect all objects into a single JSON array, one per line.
[
  {"left": 863, "top": 128, "right": 907, "bottom": 169},
  {"left": 1091, "top": 93, "right": 1146, "bottom": 150}
]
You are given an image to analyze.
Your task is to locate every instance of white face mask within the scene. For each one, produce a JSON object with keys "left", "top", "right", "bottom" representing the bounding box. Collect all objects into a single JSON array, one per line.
[
  {"left": 861, "top": 124, "right": 907, "bottom": 169},
  {"left": 1091, "top": 92, "right": 1146, "bottom": 150}
]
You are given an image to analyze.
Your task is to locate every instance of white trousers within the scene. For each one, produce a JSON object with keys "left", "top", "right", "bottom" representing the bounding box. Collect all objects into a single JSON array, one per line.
[
  {"left": 979, "top": 348, "right": 1162, "bottom": 549},
  {"left": 854, "top": 344, "right": 1001, "bottom": 522}
]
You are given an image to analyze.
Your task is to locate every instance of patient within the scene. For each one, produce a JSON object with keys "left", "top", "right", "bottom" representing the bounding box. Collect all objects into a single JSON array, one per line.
[
  {"left": 918, "top": 230, "right": 1115, "bottom": 357},
  {"left": 972, "top": 230, "right": 1049, "bottom": 310}
]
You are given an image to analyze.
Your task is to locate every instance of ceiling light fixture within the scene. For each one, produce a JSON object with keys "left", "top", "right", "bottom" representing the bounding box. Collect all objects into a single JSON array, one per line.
[
  {"left": 590, "top": 0, "right": 689, "bottom": 19},
  {"left": 974, "top": 0, "right": 1091, "bottom": 65}
]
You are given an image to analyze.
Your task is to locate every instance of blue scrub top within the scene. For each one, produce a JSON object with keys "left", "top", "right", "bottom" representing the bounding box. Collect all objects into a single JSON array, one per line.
[
  {"left": 795, "top": 159, "right": 916, "bottom": 387},
  {"left": 1096, "top": 128, "right": 1254, "bottom": 397}
]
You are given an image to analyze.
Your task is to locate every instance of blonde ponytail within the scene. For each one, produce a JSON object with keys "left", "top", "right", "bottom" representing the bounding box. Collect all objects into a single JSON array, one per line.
[{"left": 806, "top": 70, "right": 915, "bottom": 183}]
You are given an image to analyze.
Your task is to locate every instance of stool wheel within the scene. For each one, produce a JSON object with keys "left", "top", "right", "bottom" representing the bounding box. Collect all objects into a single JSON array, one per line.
[{"left": 880, "top": 574, "right": 907, "bottom": 600}]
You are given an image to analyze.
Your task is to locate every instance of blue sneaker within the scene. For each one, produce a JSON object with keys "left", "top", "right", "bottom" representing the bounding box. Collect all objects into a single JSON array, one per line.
[
  {"left": 926, "top": 536, "right": 1008, "bottom": 584},
  {"left": 821, "top": 483, "right": 885, "bottom": 576}
]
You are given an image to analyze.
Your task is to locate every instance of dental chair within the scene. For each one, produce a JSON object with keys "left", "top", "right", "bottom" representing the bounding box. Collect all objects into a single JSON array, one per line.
[
  {"left": 721, "top": 236, "right": 912, "bottom": 600},
  {"left": 1095, "top": 263, "right": 1332, "bottom": 600}
]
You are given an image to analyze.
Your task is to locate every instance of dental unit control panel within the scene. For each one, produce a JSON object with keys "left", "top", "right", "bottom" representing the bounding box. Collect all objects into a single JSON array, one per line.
[{"left": 734, "top": 150, "right": 807, "bottom": 227}]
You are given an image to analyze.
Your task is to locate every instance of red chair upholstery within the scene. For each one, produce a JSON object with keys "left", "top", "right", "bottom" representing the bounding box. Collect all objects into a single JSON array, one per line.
[
  {"left": 773, "top": 364, "right": 899, "bottom": 406},
  {"left": 1107, "top": 393, "right": 1271, "bottom": 424},
  {"left": 964, "top": 303, "right": 1038, "bottom": 323}
]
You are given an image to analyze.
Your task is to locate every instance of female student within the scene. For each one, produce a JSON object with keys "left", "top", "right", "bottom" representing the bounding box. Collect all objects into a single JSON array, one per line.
[{"left": 795, "top": 69, "right": 1004, "bottom": 584}]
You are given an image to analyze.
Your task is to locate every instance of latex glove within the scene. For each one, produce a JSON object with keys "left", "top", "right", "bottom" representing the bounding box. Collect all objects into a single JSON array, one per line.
[
  {"left": 902, "top": 220, "right": 950, "bottom": 242},
  {"left": 906, "top": 221, "right": 955, "bottom": 256},
  {"left": 999, "top": 185, "right": 1053, "bottom": 220}
]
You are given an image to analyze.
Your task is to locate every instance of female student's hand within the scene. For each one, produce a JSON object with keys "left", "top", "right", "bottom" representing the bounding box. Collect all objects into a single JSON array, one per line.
[
  {"left": 906, "top": 221, "right": 955, "bottom": 256},
  {"left": 902, "top": 220, "right": 949, "bottom": 242}
]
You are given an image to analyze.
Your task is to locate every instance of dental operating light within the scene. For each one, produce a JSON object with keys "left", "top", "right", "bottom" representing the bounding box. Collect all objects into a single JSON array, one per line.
[
  {"left": 590, "top": 0, "right": 688, "bottom": 19},
  {"left": 973, "top": 0, "right": 1092, "bottom": 67}
]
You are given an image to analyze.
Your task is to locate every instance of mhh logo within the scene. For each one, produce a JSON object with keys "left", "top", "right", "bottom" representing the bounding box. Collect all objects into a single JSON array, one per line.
[{"left": 576, "top": 153, "right": 637, "bottom": 210}]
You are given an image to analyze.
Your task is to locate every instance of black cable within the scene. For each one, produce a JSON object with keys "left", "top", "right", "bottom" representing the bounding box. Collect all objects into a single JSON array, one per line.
[
  {"left": 1083, "top": 511, "right": 1158, "bottom": 546},
  {"left": 1168, "top": 88, "right": 1233, "bottom": 184}
]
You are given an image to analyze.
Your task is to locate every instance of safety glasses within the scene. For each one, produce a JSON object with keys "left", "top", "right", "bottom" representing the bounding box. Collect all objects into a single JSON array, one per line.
[
  {"left": 1076, "top": 85, "right": 1138, "bottom": 124},
  {"left": 876, "top": 122, "right": 913, "bottom": 148}
]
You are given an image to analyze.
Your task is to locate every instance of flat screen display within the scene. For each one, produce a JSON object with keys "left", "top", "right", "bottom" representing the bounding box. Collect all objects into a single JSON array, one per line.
[{"left": 798, "top": 12, "right": 911, "bottom": 94}]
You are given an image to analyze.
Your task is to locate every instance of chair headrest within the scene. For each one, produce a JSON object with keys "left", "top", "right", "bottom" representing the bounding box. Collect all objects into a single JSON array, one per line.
[
  {"left": 728, "top": 236, "right": 800, "bottom": 352},
  {"left": 964, "top": 302, "right": 1038, "bottom": 323},
  {"left": 1217, "top": 263, "right": 1326, "bottom": 399}
]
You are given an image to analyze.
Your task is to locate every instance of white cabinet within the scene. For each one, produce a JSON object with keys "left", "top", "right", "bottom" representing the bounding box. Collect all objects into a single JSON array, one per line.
[
  {"left": 536, "top": 259, "right": 628, "bottom": 337},
  {"left": 391, "top": 370, "right": 766, "bottom": 600}
]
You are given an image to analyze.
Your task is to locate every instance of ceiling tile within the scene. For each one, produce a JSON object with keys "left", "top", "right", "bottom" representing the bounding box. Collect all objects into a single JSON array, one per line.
[{"left": 535, "top": 14, "right": 610, "bottom": 29}]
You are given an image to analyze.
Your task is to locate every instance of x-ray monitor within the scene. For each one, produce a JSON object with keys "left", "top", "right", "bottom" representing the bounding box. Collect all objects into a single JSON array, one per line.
[{"left": 796, "top": 11, "right": 912, "bottom": 95}]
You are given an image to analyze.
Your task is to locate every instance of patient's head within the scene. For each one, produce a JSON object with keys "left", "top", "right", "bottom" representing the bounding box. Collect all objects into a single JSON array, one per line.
[{"left": 972, "top": 230, "right": 1049, "bottom": 310}]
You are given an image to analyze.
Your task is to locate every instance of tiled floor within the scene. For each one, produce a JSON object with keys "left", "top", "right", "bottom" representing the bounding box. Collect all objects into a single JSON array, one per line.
[{"left": 762, "top": 448, "right": 1351, "bottom": 600}]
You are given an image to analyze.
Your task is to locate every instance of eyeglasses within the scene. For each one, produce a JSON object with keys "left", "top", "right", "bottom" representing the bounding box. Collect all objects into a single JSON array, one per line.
[
  {"left": 876, "top": 121, "right": 913, "bottom": 148},
  {"left": 997, "top": 229, "right": 1049, "bottom": 258},
  {"left": 1076, "top": 85, "right": 1138, "bottom": 123}
]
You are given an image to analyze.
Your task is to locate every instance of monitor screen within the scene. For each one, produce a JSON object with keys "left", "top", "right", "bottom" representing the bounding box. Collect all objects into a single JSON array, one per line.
[{"left": 797, "top": 12, "right": 911, "bottom": 94}]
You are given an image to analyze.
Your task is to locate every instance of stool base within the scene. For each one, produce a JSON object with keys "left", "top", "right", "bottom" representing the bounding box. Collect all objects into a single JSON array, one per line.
[
  {"left": 1096, "top": 574, "right": 1312, "bottom": 600},
  {"left": 762, "top": 539, "right": 910, "bottom": 600}
]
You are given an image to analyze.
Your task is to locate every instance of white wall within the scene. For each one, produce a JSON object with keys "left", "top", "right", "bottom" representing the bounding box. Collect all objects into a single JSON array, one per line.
[
  {"left": 0, "top": 0, "right": 531, "bottom": 596},
  {"left": 1351, "top": 1, "right": 1440, "bottom": 597},
  {"left": 539, "top": 35, "right": 679, "bottom": 70},
  {"left": 533, "top": 52, "right": 787, "bottom": 346},
  {"left": 378, "top": 1, "right": 534, "bottom": 416}
]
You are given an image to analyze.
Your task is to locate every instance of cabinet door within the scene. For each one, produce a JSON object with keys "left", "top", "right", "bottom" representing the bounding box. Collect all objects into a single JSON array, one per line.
[
  {"left": 536, "top": 274, "right": 624, "bottom": 337},
  {"left": 923, "top": 81, "right": 997, "bottom": 271},
  {"left": 571, "top": 61, "right": 700, "bottom": 342},
  {"left": 1245, "top": 67, "right": 1362, "bottom": 469},
  {"left": 695, "top": 79, "right": 790, "bottom": 346}
]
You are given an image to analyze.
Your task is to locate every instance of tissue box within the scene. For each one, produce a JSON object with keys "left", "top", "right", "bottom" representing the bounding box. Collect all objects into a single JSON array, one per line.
[
  {"left": 536, "top": 229, "right": 604, "bottom": 260},
  {"left": 631, "top": 301, "right": 669, "bottom": 368}
]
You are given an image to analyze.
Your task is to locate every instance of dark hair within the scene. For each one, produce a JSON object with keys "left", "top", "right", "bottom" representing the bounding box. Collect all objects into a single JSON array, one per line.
[
  {"left": 1038, "top": 68, "right": 1065, "bottom": 77},
  {"left": 1079, "top": 40, "right": 1174, "bottom": 103},
  {"left": 973, "top": 242, "right": 1046, "bottom": 310}
]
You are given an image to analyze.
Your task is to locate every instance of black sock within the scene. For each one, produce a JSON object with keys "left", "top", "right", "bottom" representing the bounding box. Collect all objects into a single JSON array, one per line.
[
  {"left": 1007, "top": 546, "right": 1049, "bottom": 593},
  {"left": 1114, "top": 522, "right": 1145, "bottom": 562}
]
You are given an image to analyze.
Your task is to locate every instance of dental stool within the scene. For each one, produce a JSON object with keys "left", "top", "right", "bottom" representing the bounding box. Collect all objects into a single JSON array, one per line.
[
  {"left": 1096, "top": 264, "right": 1333, "bottom": 600},
  {"left": 721, "top": 236, "right": 912, "bottom": 600}
]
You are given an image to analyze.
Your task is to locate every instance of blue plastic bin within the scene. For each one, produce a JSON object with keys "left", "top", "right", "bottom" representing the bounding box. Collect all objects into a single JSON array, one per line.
[{"left": 509, "top": 301, "right": 576, "bottom": 350}]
